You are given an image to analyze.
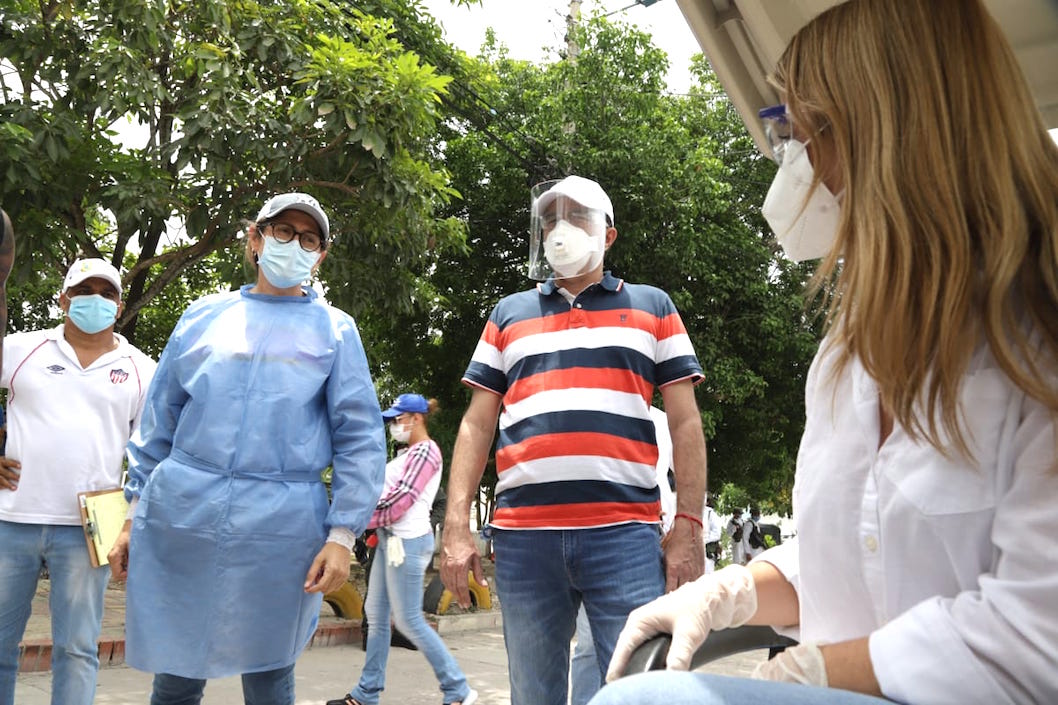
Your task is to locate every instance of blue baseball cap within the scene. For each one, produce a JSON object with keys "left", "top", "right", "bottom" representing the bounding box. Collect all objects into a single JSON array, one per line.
[{"left": 381, "top": 393, "right": 429, "bottom": 419}]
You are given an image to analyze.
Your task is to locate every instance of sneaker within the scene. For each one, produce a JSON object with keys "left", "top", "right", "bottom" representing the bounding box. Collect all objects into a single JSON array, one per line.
[
  {"left": 456, "top": 689, "right": 479, "bottom": 705},
  {"left": 326, "top": 696, "right": 364, "bottom": 705}
]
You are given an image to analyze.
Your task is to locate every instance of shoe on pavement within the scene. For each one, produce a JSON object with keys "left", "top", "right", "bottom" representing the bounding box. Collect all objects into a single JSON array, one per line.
[
  {"left": 326, "top": 696, "right": 364, "bottom": 705},
  {"left": 452, "top": 688, "right": 478, "bottom": 705}
]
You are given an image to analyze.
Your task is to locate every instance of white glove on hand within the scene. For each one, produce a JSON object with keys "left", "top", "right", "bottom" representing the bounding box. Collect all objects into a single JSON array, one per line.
[
  {"left": 386, "top": 534, "right": 405, "bottom": 567},
  {"left": 605, "top": 564, "right": 757, "bottom": 681},
  {"left": 752, "top": 643, "right": 828, "bottom": 686}
]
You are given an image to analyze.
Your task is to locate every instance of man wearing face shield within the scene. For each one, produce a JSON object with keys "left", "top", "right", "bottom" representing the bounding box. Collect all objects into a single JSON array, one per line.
[{"left": 441, "top": 175, "right": 708, "bottom": 705}]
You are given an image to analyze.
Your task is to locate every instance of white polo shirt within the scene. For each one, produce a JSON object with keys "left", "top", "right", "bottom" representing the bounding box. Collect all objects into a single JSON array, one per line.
[{"left": 0, "top": 324, "right": 155, "bottom": 525}]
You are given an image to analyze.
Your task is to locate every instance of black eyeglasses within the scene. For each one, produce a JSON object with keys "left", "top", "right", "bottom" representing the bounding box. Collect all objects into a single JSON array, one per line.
[{"left": 260, "top": 221, "right": 325, "bottom": 253}]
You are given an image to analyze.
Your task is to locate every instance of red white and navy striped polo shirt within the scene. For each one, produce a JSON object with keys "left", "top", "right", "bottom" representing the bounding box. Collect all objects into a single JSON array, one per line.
[{"left": 462, "top": 272, "right": 703, "bottom": 530}]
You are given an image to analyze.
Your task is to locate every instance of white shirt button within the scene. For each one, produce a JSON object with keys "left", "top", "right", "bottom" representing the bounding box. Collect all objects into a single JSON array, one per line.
[{"left": 864, "top": 535, "right": 878, "bottom": 552}]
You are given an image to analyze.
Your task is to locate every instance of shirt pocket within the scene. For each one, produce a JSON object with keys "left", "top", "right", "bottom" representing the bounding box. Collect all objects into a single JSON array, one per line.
[{"left": 882, "top": 368, "right": 1013, "bottom": 516}]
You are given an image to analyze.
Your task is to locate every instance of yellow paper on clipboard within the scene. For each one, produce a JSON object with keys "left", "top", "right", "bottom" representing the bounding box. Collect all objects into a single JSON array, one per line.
[{"left": 78, "top": 488, "right": 129, "bottom": 568}]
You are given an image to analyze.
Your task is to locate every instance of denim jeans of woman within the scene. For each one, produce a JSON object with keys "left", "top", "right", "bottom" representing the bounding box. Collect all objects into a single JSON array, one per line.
[
  {"left": 493, "top": 523, "right": 665, "bottom": 705},
  {"left": 150, "top": 664, "right": 295, "bottom": 705},
  {"left": 587, "top": 671, "right": 893, "bottom": 705},
  {"left": 0, "top": 521, "right": 109, "bottom": 705},
  {"left": 350, "top": 530, "right": 471, "bottom": 705}
]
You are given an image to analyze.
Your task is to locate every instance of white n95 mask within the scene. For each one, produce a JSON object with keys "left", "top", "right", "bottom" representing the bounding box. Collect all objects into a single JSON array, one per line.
[
  {"left": 544, "top": 220, "right": 603, "bottom": 278},
  {"left": 389, "top": 423, "right": 411, "bottom": 444},
  {"left": 762, "top": 139, "right": 843, "bottom": 262}
]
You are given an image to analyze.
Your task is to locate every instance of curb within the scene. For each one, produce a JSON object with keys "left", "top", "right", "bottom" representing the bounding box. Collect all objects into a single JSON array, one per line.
[{"left": 17, "top": 622, "right": 363, "bottom": 675}]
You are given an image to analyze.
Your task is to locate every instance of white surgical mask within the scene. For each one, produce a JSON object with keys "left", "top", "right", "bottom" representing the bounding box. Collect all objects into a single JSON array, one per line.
[
  {"left": 257, "top": 236, "right": 320, "bottom": 289},
  {"left": 762, "top": 139, "right": 843, "bottom": 262},
  {"left": 389, "top": 422, "right": 411, "bottom": 444},
  {"left": 544, "top": 220, "right": 603, "bottom": 278}
]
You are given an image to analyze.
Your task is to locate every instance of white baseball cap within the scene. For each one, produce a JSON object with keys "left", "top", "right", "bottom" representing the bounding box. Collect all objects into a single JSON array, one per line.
[
  {"left": 62, "top": 258, "right": 122, "bottom": 295},
  {"left": 534, "top": 175, "right": 614, "bottom": 225},
  {"left": 255, "top": 192, "right": 330, "bottom": 239}
]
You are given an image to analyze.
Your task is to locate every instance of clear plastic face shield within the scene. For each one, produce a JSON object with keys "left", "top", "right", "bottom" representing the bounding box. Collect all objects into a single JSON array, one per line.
[
  {"left": 758, "top": 104, "right": 793, "bottom": 165},
  {"left": 528, "top": 180, "right": 610, "bottom": 281}
]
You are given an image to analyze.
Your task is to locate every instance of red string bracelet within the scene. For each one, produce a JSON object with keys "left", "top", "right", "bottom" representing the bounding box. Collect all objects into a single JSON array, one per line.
[{"left": 674, "top": 512, "right": 703, "bottom": 529}]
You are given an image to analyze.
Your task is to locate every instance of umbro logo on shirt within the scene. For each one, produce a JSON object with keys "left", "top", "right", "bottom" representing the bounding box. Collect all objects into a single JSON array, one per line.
[
  {"left": 110, "top": 369, "right": 129, "bottom": 384},
  {"left": 46, "top": 364, "right": 65, "bottom": 374}
]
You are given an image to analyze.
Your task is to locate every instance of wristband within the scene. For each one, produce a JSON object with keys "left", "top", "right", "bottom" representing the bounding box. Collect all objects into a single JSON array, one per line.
[{"left": 674, "top": 512, "right": 703, "bottom": 529}]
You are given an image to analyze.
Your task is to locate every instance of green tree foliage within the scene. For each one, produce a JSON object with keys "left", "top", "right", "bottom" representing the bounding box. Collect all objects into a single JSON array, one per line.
[
  {"left": 370, "top": 17, "right": 821, "bottom": 514},
  {"left": 0, "top": 0, "right": 465, "bottom": 344},
  {"left": 0, "top": 1, "right": 821, "bottom": 514}
]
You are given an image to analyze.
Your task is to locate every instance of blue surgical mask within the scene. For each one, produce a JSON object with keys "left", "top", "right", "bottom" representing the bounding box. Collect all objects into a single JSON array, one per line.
[
  {"left": 67, "top": 294, "right": 118, "bottom": 334},
  {"left": 257, "top": 236, "right": 320, "bottom": 289}
]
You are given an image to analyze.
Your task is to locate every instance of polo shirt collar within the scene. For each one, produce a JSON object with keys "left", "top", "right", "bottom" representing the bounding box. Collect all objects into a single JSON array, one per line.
[
  {"left": 537, "top": 271, "right": 623, "bottom": 296},
  {"left": 50, "top": 323, "right": 126, "bottom": 346}
]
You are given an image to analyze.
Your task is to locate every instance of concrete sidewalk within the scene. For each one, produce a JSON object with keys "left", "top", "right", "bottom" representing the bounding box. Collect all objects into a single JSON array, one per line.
[
  {"left": 16, "top": 625, "right": 767, "bottom": 704},
  {"left": 16, "top": 628, "right": 513, "bottom": 704},
  {"left": 18, "top": 579, "right": 374, "bottom": 673},
  {"left": 18, "top": 577, "right": 767, "bottom": 703}
]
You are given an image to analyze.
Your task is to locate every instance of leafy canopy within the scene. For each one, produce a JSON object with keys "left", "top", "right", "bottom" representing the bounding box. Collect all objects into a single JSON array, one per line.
[{"left": 0, "top": 0, "right": 465, "bottom": 344}]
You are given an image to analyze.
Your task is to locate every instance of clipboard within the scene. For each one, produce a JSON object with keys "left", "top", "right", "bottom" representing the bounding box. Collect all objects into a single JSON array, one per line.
[{"left": 78, "top": 488, "right": 129, "bottom": 568}]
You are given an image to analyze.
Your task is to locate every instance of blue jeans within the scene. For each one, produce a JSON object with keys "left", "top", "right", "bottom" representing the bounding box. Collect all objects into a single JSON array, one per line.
[
  {"left": 587, "top": 672, "right": 893, "bottom": 704},
  {"left": 493, "top": 524, "right": 665, "bottom": 705},
  {"left": 150, "top": 665, "right": 295, "bottom": 705},
  {"left": 570, "top": 605, "right": 601, "bottom": 705},
  {"left": 351, "top": 530, "right": 471, "bottom": 705},
  {"left": 0, "top": 520, "right": 109, "bottom": 705}
]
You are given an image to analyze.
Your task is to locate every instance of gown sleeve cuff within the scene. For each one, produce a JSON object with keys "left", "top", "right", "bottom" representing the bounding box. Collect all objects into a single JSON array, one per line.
[{"left": 326, "top": 526, "right": 359, "bottom": 552}]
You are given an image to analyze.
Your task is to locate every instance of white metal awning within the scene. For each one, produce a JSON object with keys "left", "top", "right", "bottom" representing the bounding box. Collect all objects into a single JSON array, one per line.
[{"left": 676, "top": 0, "right": 1058, "bottom": 155}]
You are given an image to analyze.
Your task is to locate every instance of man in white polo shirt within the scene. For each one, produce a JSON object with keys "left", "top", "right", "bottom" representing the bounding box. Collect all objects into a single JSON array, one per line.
[{"left": 0, "top": 258, "right": 155, "bottom": 705}]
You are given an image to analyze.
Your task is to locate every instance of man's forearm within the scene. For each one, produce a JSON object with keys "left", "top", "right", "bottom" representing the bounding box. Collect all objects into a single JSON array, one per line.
[
  {"left": 444, "top": 428, "right": 491, "bottom": 533},
  {"left": 661, "top": 381, "right": 708, "bottom": 516},
  {"left": 671, "top": 424, "right": 707, "bottom": 515},
  {"left": 669, "top": 409, "right": 707, "bottom": 516}
]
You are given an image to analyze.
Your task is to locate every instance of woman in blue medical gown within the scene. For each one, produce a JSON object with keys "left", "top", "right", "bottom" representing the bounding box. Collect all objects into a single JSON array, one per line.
[{"left": 108, "top": 192, "right": 386, "bottom": 705}]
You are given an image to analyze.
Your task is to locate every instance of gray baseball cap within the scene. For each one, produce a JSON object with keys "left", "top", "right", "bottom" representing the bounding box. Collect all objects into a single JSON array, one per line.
[{"left": 255, "top": 192, "right": 330, "bottom": 239}]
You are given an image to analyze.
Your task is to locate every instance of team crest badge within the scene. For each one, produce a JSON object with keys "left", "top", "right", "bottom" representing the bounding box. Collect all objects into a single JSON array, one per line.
[{"left": 109, "top": 369, "right": 129, "bottom": 384}]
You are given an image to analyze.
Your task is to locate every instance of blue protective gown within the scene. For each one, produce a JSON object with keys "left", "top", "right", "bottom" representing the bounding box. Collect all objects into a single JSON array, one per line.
[{"left": 123, "top": 285, "right": 385, "bottom": 678}]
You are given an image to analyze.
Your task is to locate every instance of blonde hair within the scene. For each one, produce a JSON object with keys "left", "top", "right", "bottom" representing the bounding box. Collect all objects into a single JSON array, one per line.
[
  {"left": 775, "top": 0, "right": 1058, "bottom": 455},
  {"left": 413, "top": 398, "right": 440, "bottom": 430}
]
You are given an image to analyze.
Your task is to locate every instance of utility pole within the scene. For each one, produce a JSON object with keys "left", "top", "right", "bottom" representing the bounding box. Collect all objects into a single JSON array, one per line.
[
  {"left": 563, "top": 0, "right": 581, "bottom": 139},
  {"left": 565, "top": 0, "right": 581, "bottom": 63}
]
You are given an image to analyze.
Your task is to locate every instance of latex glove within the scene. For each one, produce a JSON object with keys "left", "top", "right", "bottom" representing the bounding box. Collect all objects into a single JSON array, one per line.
[
  {"left": 386, "top": 534, "right": 405, "bottom": 567},
  {"left": 606, "top": 564, "right": 757, "bottom": 680},
  {"left": 752, "top": 643, "right": 828, "bottom": 686}
]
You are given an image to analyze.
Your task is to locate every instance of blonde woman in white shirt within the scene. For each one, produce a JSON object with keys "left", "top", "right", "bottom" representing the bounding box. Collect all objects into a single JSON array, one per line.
[{"left": 598, "top": 1, "right": 1058, "bottom": 704}]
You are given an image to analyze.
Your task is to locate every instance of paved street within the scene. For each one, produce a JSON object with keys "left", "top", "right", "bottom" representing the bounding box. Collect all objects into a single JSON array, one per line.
[
  {"left": 17, "top": 578, "right": 767, "bottom": 704},
  {"left": 16, "top": 620, "right": 767, "bottom": 704}
]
